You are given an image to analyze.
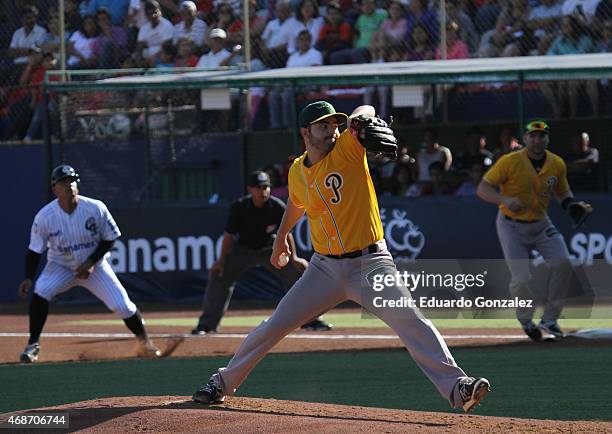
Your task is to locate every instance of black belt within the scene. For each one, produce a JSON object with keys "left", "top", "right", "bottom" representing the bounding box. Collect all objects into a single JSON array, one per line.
[
  {"left": 503, "top": 215, "right": 541, "bottom": 224},
  {"left": 324, "top": 243, "right": 380, "bottom": 259}
]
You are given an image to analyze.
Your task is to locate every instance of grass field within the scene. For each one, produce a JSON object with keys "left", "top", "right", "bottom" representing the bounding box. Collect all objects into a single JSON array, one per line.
[
  {"left": 64, "top": 311, "right": 612, "bottom": 329},
  {"left": 2, "top": 347, "right": 611, "bottom": 421}
]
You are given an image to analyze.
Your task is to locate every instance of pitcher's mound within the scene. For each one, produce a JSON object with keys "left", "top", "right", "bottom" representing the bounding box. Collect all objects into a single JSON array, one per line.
[{"left": 6, "top": 396, "right": 611, "bottom": 432}]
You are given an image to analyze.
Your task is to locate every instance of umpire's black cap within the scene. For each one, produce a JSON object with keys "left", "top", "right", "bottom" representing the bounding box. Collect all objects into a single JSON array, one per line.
[
  {"left": 248, "top": 171, "right": 271, "bottom": 187},
  {"left": 51, "top": 165, "right": 80, "bottom": 185}
]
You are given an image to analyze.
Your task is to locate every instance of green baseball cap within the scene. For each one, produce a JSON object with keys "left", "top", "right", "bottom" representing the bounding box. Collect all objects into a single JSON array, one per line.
[
  {"left": 524, "top": 119, "right": 550, "bottom": 134},
  {"left": 298, "top": 101, "right": 348, "bottom": 128}
]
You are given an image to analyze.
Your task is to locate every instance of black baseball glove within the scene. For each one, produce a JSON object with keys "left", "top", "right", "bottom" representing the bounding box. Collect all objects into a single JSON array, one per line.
[
  {"left": 567, "top": 201, "right": 593, "bottom": 229},
  {"left": 350, "top": 115, "right": 398, "bottom": 160}
]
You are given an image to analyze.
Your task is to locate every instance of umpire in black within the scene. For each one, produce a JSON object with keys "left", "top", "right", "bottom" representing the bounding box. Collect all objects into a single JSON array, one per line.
[{"left": 192, "top": 171, "right": 331, "bottom": 334}]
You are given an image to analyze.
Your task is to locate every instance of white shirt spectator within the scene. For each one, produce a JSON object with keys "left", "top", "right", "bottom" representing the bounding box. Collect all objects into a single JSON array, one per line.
[
  {"left": 138, "top": 17, "right": 174, "bottom": 57},
  {"left": 261, "top": 16, "right": 299, "bottom": 49},
  {"left": 138, "top": 16, "right": 174, "bottom": 58},
  {"left": 9, "top": 24, "right": 47, "bottom": 64},
  {"left": 561, "top": 0, "right": 601, "bottom": 21},
  {"left": 196, "top": 49, "right": 231, "bottom": 68},
  {"left": 286, "top": 47, "right": 323, "bottom": 67},
  {"left": 213, "top": 0, "right": 241, "bottom": 15},
  {"left": 128, "top": 0, "right": 148, "bottom": 29},
  {"left": 173, "top": 18, "right": 208, "bottom": 46},
  {"left": 67, "top": 30, "right": 96, "bottom": 66},
  {"left": 289, "top": 17, "right": 324, "bottom": 54},
  {"left": 416, "top": 146, "right": 451, "bottom": 182}
]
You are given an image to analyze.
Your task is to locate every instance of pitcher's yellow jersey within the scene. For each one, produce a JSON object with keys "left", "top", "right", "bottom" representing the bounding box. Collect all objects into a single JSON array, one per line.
[
  {"left": 288, "top": 129, "right": 384, "bottom": 255},
  {"left": 483, "top": 148, "right": 570, "bottom": 221}
]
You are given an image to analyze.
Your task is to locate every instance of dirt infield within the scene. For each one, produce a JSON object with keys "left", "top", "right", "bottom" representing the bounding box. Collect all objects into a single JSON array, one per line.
[
  {"left": 1, "top": 307, "right": 610, "bottom": 364},
  {"left": 4, "top": 396, "right": 611, "bottom": 433}
]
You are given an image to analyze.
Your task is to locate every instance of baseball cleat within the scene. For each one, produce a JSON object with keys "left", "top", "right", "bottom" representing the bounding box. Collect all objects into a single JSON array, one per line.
[
  {"left": 301, "top": 319, "right": 333, "bottom": 331},
  {"left": 521, "top": 321, "right": 543, "bottom": 341},
  {"left": 457, "top": 377, "right": 491, "bottom": 413},
  {"left": 538, "top": 320, "right": 565, "bottom": 338},
  {"left": 20, "top": 342, "right": 40, "bottom": 363},
  {"left": 191, "top": 327, "right": 218, "bottom": 335},
  {"left": 193, "top": 373, "right": 225, "bottom": 404},
  {"left": 136, "top": 338, "right": 162, "bottom": 358}
]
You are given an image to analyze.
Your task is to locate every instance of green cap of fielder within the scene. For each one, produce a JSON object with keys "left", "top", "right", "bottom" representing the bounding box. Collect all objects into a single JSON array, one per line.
[{"left": 299, "top": 101, "right": 348, "bottom": 128}]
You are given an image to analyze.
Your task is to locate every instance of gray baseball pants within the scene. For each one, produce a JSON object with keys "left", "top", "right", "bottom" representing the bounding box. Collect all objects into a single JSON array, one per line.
[
  {"left": 197, "top": 244, "right": 301, "bottom": 332},
  {"left": 496, "top": 211, "right": 572, "bottom": 323},
  {"left": 216, "top": 240, "right": 469, "bottom": 408}
]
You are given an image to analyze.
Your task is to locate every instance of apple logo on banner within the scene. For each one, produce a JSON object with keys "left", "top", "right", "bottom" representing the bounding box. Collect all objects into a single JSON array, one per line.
[{"left": 382, "top": 209, "right": 425, "bottom": 261}]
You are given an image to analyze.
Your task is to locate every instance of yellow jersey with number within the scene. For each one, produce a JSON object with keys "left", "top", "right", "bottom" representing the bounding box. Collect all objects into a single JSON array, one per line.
[
  {"left": 483, "top": 148, "right": 570, "bottom": 221},
  {"left": 288, "top": 129, "right": 384, "bottom": 255}
]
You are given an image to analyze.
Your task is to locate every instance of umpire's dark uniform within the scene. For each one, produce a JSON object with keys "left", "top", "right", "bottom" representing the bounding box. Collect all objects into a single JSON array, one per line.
[{"left": 193, "top": 173, "right": 325, "bottom": 333}]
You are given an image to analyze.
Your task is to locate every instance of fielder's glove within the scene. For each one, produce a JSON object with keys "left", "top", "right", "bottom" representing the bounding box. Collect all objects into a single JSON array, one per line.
[
  {"left": 351, "top": 115, "right": 398, "bottom": 160},
  {"left": 567, "top": 201, "right": 593, "bottom": 229}
]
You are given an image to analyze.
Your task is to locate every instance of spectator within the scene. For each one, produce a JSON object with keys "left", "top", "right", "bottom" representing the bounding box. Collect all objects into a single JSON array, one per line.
[
  {"left": 387, "top": 162, "right": 417, "bottom": 196},
  {"left": 63, "top": 0, "right": 83, "bottom": 33},
  {"left": 197, "top": 28, "right": 231, "bottom": 67},
  {"left": 528, "top": 0, "right": 563, "bottom": 40},
  {"left": 263, "top": 164, "right": 289, "bottom": 200},
  {"left": 406, "top": 24, "right": 435, "bottom": 61},
  {"left": 370, "top": 0, "right": 407, "bottom": 61},
  {"left": 315, "top": 1, "right": 352, "bottom": 63},
  {"left": 254, "top": 0, "right": 297, "bottom": 69},
  {"left": 40, "top": 13, "right": 62, "bottom": 58},
  {"left": 415, "top": 129, "right": 452, "bottom": 182},
  {"left": 541, "top": 15, "right": 597, "bottom": 117},
  {"left": 492, "top": 125, "right": 521, "bottom": 161},
  {"left": 226, "top": 0, "right": 267, "bottom": 47},
  {"left": 268, "top": 30, "right": 322, "bottom": 128},
  {"left": 22, "top": 52, "right": 59, "bottom": 142},
  {"left": 446, "top": 0, "right": 479, "bottom": 53},
  {"left": 561, "top": 0, "right": 601, "bottom": 21},
  {"left": 478, "top": 0, "right": 531, "bottom": 58},
  {"left": 596, "top": 20, "right": 612, "bottom": 52},
  {"left": 155, "top": 40, "right": 177, "bottom": 67},
  {"left": 455, "top": 127, "right": 493, "bottom": 171},
  {"left": 137, "top": 0, "right": 174, "bottom": 63},
  {"left": 210, "top": 2, "right": 237, "bottom": 31},
  {"left": 436, "top": 21, "right": 469, "bottom": 59},
  {"left": 81, "top": 0, "right": 130, "bottom": 26},
  {"left": 127, "top": 0, "right": 149, "bottom": 51},
  {"left": 565, "top": 131, "right": 600, "bottom": 191},
  {"left": 8, "top": 6, "right": 47, "bottom": 68},
  {"left": 67, "top": 14, "right": 99, "bottom": 68},
  {"left": 290, "top": 0, "right": 325, "bottom": 54},
  {"left": 173, "top": 0, "right": 208, "bottom": 49},
  {"left": 93, "top": 7, "right": 128, "bottom": 68},
  {"left": 329, "top": 0, "right": 388, "bottom": 64},
  {"left": 455, "top": 161, "right": 485, "bottom": 196},
  {"left": 474, "top": 0, "right": 502, "bottom": 34},
  {"left": 403, "top": 0, "right": 438, "bottom": 49},
  {"left": 420, "top": 161, "right": 456, "bottom": 195},
  {"left": 175, "top": 37, "right": 200, "bottom": 66}
]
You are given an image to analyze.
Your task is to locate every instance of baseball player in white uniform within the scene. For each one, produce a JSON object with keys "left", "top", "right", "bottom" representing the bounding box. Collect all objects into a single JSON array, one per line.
[{"left": 17, "top": 165, "right": 161, "bottom": 363}]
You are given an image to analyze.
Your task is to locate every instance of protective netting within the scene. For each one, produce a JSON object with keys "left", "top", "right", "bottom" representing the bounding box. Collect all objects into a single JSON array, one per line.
[{"left": 2, "top": 0, "right": 611, "bottom": 141}]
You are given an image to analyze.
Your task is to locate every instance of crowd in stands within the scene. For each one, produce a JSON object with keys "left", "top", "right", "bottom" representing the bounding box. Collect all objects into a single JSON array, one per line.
[
  {"left": 260, "top": 126, "right": 601, "bottom": 198},
  {"left": 0, "top": 0, "right": 610, "bottom": 138}
]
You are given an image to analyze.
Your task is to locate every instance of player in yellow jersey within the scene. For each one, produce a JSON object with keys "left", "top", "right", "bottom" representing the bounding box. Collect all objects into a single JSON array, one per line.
[
  {"left": 192, "top": 101, "right": 490, "bottom": 413},
  {"left": 477, "top": 120, "right": 592, "bottom": 340}
]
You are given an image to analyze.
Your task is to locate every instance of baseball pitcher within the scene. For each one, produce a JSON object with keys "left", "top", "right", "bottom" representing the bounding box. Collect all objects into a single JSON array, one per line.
[{"left": 192, "top": 101, "right": 490, "bottom": 413}]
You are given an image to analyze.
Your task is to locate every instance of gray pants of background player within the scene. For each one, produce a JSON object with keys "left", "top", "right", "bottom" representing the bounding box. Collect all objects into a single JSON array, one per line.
[
  {"left": 196, "top": 244, "right": 301, "bottom": 332},
  {"left": 215, "top": 240, "right": 469, "bottom": 408},
  {"left": 496, "top": 211, "right": 572, "bottom": 323}
]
